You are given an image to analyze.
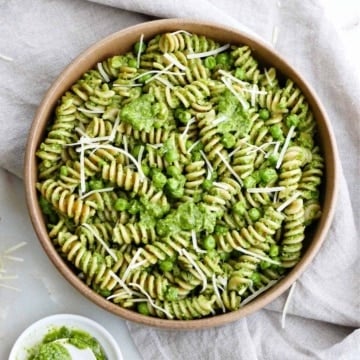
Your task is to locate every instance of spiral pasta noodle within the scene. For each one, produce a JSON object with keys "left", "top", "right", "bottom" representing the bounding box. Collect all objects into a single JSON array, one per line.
[{"left": 36, "top": 31, "right": 324, "bottom": 320}]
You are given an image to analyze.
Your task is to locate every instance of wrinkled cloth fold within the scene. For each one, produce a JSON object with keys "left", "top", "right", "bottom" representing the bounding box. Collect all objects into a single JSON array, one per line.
[{"left": 0, "top": 0, "right": 359, "bottom": 359}]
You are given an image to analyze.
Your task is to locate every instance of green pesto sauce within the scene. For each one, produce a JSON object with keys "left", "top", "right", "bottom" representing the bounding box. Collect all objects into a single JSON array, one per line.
[
  {"left": 120, "top": 94, "right": 157, "bottom": 131},
  {"left": 28, "top": 326, "right": 107, "bottom": 360},
  {"left": 217, "top": 90, "right": 251, "bottom": 136},
  {"left": 156, "top": 202, "right": 218, "bottom": 236}
]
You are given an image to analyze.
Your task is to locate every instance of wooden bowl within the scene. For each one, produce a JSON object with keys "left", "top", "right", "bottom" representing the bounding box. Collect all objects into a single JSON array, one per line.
[{"left": 24, "top": 19, "right": 339, "bottom": 329}]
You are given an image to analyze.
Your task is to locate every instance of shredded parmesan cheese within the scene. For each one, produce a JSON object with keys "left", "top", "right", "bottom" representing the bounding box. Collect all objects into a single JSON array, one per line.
[
  {"left": 240, "top": 279, "right": 279, "bottom": 307},
  {"left": 281, "top": 281, "right": 297, "bottom": 329},
  {"left": 97, "top": 62, "right": 110, "bottom": 83},
  {"left": 108, "top": 270, "right": 137, "bottom": 296},
  {"left": 78, "top": 143, "right": 145, "bottom": 180},
  {"left": 234, "top": 246, "right": 281, "bottom": 265},
  {"left": 79, "top": 187, "right": 114, "bottom": 200},
  {"left": 0, "top": 283, "right": 21, "bottom": 291},
  {"left": 77, "top": 107, "right": 104, "bottom": 114},
  {"left": 276, "top": 192, "right": 301, "bottom": 212},
  {"left": 180, "top": 248, "right": 207, "bottom": 292},
  {"left": 81, "top": 224, "right": 117, "bottom": 261},
  {"left": 187, "top": 43, "right": 230, "bottom": 59},
  {"left": 4, "top": 242, "right": 27, "bottom": 254},
  {"left": 169, "top": 30, "right": 192, "bottom": 36},
  {"left": 122, "top": 248, "right": 143, "bottom": 282},
  {"left": 129, "top": 282, "right": 174, "bottom": 318},
  {"left": 79, "top": 137, "right": 86, "bottom": 195},
  {"left": 272, "top": 25, "right": 279, "bottom": 47},
  {"left": 264, "top": 68, "right": 273, "bottom": 87},
  {"left": 153, "top": 76, "right": 174, "bottom": 89},
  {"left": 163, "top": 53, "right": 187, "bottom": 71},
  {"left": 247, "top": 186, "right": 285, "bottom": 194},
  {"left": 0, "top": 53, "right": 14, "bottom": 62},
  {"left": 181, "top": 118, "right": 195, "bottom": 139},
  {"left": 276, "top": 125, "right": 296, "bottom": 169},
  {"left": 136, "top": 33, "right": 144, "bottom": 68},
  {"left": 212, "top": 114, "right": 228, "bottom": 126},
  {"left": 215, "top": 150, "right": 243, "bottom": 186},
  {"left": 137, "top": 145, "right": 145, "bottom": 168},
  {"left": 213, "top": 182, "right": 232, "bottom": 191},
  {"left": 200, "top": 150, "right": 213, "bottom": 180},
  {"left": 212, "top": 275, "right": 226, "bottom": 313},
  {"left": 191, "top": 230, "right": 206, "bottom": 254},
  {"left": 221, "top": 76, "right": 249, "bottom": 110},
  {"left": 187, "top": 140, "right": 200, "bottom": 153}
]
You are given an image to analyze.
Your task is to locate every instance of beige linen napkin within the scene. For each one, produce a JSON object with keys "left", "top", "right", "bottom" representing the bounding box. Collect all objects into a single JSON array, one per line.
[{"left": 1, "top": 1, "right": 359, "bottom": 359}]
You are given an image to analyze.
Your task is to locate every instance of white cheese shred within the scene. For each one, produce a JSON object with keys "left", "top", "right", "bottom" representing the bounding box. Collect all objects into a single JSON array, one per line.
[
  {"left": 80, "top": 187, "right": 114, "bottom": 200},
  {"left": 4, "top": 242, "right": 27, "bottom": 254},
  {"left": 163, "top": 52, "right": 187, "bottom": 71},
  {"left": 137, "top": 145, "right": 145, "bottom": 168},
  {"left": 144, "top": 64, "right": 173, "bottom": 84},
  {"left": 276, "top": 126, "right": 295, "bottom": 169},
  {"left": 180, "top": 249, "right": 207, "bottom": 292},
  {"left": 234, "top": 246, "right": 281, "bottom": 266},
  {"left": 79, "top": 138, "right": 86, "bottom": 195},
  {"left": 169, "top": 30, "right": 192, "bottom": 36},
  {"left": 187, "top": 140, "right": 200, "bottom": 154},
  {"left": 212, "top": 275, "right": 226, "bottom": 313},
  {"left": 212, "top": 114, "right": 228, "bottom": 126},
  {"left": 264, "top": 68, "right": 273, "bottom": 87},
  {"left": 0, "top": 53, "right": 14, "bottom": 62},
  {"left": 108, "top": 270, "right": 137, "bottom": 296},
  {"left": 79, "top": 143, "right": 145, "bottom": 180},
  {"left": 221, "top": 76, "right": 249, "bottom": 111},
  {"left": 272, "top": 25, "right": 279, "bottom": 47},
  {"left": 81, "top": 224, "right": 117, "bottom": 261},
  {"left": 213, "top": 182, "right": 232, "bottom": 191},
  {"left": 122, "top": 248, "right": 143, "bottom": 282},
  {"left": 276, "top": 192, "right": 301, "bottom": 213},
  {"left": 247, "top": 186, "right": 285, "bottom": 194},
  {"left": 191, "top": 230, "right": 207, "bottom": 254},
  {"left": 181, "top": 118, "right": 195, "bottom": 139},
  {"left": 3, "top": 255, "right": 24, "bottom": 262},
  {"left": 187, "top": 43, "right": 230, "bottom": 59},
  {"left": 153, "top": 76, "right": 174, "bottom": 89},
  {"left": 97, "top": 62, "right": 110, "bottom": 83},
  {"left": 240, "top": 279, "right": 279, "bottom": 307},
  {"left": 129, "top": 282, "right": 174, "bottom": 319},
  {"left": 200, "top": 150, "right": 213, "bottom": 180},
  {"left": 281, "top": 281, "right": 297, "bottom": 329},
  {"left": 77, "top": 107, "right": 104, "bottom": 114},
  {"left": 0, "top": 283, "right": 21, "bottom": 292},
  {"left": 136, "top": 33, "right": 144, "bottom": 69},
  {"left": 215, "top": 150, "right": 243, "bottom": 186}
]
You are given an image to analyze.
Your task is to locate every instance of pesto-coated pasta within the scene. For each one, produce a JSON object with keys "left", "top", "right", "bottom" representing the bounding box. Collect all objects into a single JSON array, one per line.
[{"left": 36, "top": 31, "right": 324, "bottom": 320}]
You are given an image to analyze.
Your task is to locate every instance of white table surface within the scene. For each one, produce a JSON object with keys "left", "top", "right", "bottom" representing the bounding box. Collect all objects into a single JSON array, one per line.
[{"left": 1, "top": 1, "right": 359, "bottom": 359}]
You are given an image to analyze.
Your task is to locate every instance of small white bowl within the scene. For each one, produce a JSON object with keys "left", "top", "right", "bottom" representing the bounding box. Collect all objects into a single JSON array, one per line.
[{"left": 9, "top": 313, "right": 123, "bottom": 360}]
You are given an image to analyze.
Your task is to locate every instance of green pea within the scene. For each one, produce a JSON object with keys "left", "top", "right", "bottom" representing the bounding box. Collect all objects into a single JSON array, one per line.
[
  {"left": 216, "top": 52, "right": 231, "bottom": 66},
  {"left": 243, "top": 175, "right": 257, "bottom": 189},
  {"left": 166, "top": 178, "right": 184, "bottom": 198},
  {"left": 268, "top": 153, "right": 279, "bottom": 166},
  {"left": 204, "top": 56, "right": 216, "bottom": 69},
  {"left": 270, "top": 124, "right": 283, "bottom": 140},
  {"left": 249, "top": 207, "right": 261, "bottom": 221},
  {"left": 137, "top": 302, "right": 150, "bottom": 316},
  {"left": 127, "top": 58, "right": 138, "bottom": 68},
  {"left": 166, "top": 165, "right": 182, "bottom": 178},
  {"left": 128, "top": 200, "right": 141, "bottom": 215},
  {"left": 165, "top": 149, "right": 179, "bottom": 163},
  {"left": 202, "top": 179, "right": 213, "bottom": 191},
  {"left": 152, "top": 171, "right": 167, "bottom": 190},
  {"left": 133, "top": 41, "right": 146, "bottom": 55},
  {"left": 137, "top": 73, "right": 152, "bottom": 83},
  {"left": 260, "top": 168, "right": 278, "bottom": 184},
  {"left": 214, "top": 224, "right": 228, "bottom": 235},
  {"left": 234, "top": 67, "right": 245, "bottom": 80},
  {"left": 175, "top": 108, "right": 192, "bottom": 124},
  {"left": 165, "top": 287, "right": 178, "bottom": 301},
  {"left": 221, "top": 133, "right": 236, "bottom": 149},
  {"left": 286, "top": 114, "right": 300, "bottom": 128},
  {"left": 251, "top": 272, "right": 262, "bottom": 285},
  {"left": 269, "top": 244, "right": 280, "bottom": 257},
  {"left": 141, "top": 163, "right": 150, "bottom": 176},
  {"left": 203, "top": 235, "right": 216, "bottom": 250},
  {"left": 259, "top": 108, "right": 270, "bottom": 120},
  {"left": 159, "top": 259, "right": 174, "bottom": 272},
  {"left": 59, "top": 166, "right": 68, "bottom": 176},
  {"left": 114, "top": 198, "right": 129, "bottom": 212},
  {"left": 260, "top": 260, "right": 271, "bottom": 270},
  {"left": 233, "top": 201, "right": 246, "bottom": 216},
  {"left": 89, "top": 179, "right": 104, "bottom": 191}
]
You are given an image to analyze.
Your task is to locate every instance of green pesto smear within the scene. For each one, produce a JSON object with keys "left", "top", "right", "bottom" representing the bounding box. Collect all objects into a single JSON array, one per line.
[{"left": 28, "top": 326, "right": 107, "bottom": 360}]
